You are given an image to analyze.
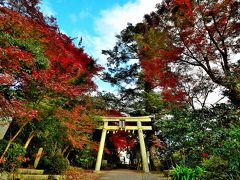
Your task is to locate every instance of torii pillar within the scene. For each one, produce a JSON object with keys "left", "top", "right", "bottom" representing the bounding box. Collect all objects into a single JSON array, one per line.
[
  {"left": 94, "top": 116, "right": 152, "bottom": 173},
  {"left": 95, "top": 121, "right": 108, "bottom": 171}
]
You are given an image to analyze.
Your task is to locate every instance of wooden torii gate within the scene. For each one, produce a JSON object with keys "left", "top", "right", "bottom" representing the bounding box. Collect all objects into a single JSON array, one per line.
[{"left": 95, "top": 116, "right": 152, "bottom": 173}]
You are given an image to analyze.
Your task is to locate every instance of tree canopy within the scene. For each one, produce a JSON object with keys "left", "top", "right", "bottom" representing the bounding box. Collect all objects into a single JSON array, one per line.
[
  {"left": 0, "top": 1, "right": 103, "bottom": 165},
  {"left": 101, "top": 0, "right": 239, "bottom": 178}
]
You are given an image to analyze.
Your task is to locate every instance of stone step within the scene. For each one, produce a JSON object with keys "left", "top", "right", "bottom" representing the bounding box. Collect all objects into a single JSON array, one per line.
[
  {"left": 16, "top": 168, "right": 44, "bottom": 175},
  {"left": 49, "top": 175, "right": 67, "bottom": 180},
  {"left": 14, "top": 174, "right": 49, "bottom": 180}
]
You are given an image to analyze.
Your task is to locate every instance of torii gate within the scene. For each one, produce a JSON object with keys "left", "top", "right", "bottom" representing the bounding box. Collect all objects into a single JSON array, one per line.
[{"left": 95, "top": 116, "right": 152, "bottom": 173}]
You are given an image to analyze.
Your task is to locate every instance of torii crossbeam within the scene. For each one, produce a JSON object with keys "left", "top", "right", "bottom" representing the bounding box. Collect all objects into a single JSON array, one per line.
[{"left": 95, "top": 116, "right": 152, "bottom": 173}]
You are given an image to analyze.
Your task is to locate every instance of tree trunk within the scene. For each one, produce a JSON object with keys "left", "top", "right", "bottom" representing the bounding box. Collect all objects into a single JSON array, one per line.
[
  {"left": 24, "top": 130, "right": 35, "bottom": 149},
  {"left": 65, "top": 150, "right": 71, "bottom": 159},
  {"left": 62, "top": 145, "right": 70, "bottom": 157},
  {"left": 227, "top": 88, "right": 240, "bottom": 107},
  {"left": 0, "top": 124, "right": 25, "bottom": 159}
]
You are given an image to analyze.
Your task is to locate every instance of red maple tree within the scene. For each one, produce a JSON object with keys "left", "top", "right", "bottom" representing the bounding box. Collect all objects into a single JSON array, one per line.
[
  {"left": 139, "top": 0, "right": 239, "bottom": 106},
  {"left": 0, "top": 3, "right": 103, "bottom": 158},
  {"left": 110, "top": 131, "right": 137, "bottom": 151}
]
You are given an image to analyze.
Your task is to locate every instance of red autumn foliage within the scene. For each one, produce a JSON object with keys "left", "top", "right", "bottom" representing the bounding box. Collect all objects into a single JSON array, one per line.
[
  {"left": 138, "top": 29, "right": 185, "bottom": 104},
  {"left": 0, "top": 4, "right": 103, "bottom": 150},
  {"left": 55, "top": 101, "right": 101, "bottom": 149},
  {"left": 2, "top": 0, "right": 49, "bottom": 26},
  {"left": 169, "top": 0, "right": 239, "bottom": 104},
  {"left": 110, "top": 131, "right": 137, "bottom": 150},
  {"left": 138, "top": 0, "right": 240, "bottom": 106},
  {"left": 0, "top": 97, "right": 38, "bottom": 121},
  {"left": 105, "top": 109, "right": 124, "bottom": 117},
  {"left": 0, "top": 5, "right": 102, "bottom": 109},
  {"left": 0, "top": 6, "right": 102, "bottom": 98}
]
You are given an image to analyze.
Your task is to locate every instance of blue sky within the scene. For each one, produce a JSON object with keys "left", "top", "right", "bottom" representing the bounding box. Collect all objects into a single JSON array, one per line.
[{"left": 40, "top": 0, "right": 160, "bottom": 92}]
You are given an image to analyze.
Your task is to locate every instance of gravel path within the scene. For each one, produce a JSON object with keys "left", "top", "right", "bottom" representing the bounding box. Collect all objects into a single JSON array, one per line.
[{"left": 97, "top": 169, "right": 170, "bottom": 180}]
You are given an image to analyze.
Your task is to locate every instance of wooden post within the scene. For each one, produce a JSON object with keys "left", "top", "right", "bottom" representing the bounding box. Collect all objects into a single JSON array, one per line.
[
  {"left": 95, "top": 121, "right": 108, "bottom": 171},
  {"left": 137, "top": 121, "right": 149, "bottom": 173}
]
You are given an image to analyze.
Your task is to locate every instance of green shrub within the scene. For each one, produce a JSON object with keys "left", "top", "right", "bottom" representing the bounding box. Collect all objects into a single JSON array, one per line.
[
  {"left": 71, "top": 146, "right": 96, "bottom": 169},
  {"left": 203, "top": 125, "right": 240, "bottom": 179},
  {"left": 201, "top": 155, "right": 229, "bottom": 180},
  {"left": 38, "top": 156, "right": 52, "bottom": 170},
  {"left": 170, "top": 164, "right": 205, "bottom": 180},
  {"left": 41, "top": 155, "right": 69, "bottom": 174},
  {"left": 0, "top": 140, "right": 27, "bottom": 172}
]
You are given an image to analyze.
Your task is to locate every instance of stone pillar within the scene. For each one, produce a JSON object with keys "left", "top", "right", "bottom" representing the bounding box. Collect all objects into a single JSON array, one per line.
[
  {"left": 34, "top": 147, "right": 43, "bottom": 168},
  {"left": 0, "top": 117, "right": 12, "bottom": 139},
  {"left": 95, "top": 121, "right": 108, "bottom": 171},
  {"left": 137, "top": 121, "right": 149, "bottom": 173}
]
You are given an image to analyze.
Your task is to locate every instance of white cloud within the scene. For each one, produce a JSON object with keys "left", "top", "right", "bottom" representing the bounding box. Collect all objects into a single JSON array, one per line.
[
  {"left": 39, "top": 0, "right": 160, "bottom": 92},
  {"left": 77, "top": 0, "right": 161, "bottom": 92},
  {"left": 84, "top": 0, "right": 161, "bottom": 66},
  {"left": 70, "top": 0, "right": 160, "bottom": 92},
  {"left": 96, "top": 0, "right": 159, "bottom": 38}
]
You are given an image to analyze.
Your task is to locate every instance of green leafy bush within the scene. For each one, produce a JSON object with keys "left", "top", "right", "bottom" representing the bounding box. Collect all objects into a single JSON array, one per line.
[
  {"left": 156, "top": 105, "right": 240, "bottom": 179},
  {"left": 38, "top": 156, "right": 51, "bottom": 170},
  {"left": 71, "top": 146, "right": 96, "bottom": 169},
  {"left": 170, "top": 164, "right": 205, "bottom": 180},
  {"left": 49, "top": 155, "right": 70, "bottom": 174},
  {"left": 204, "top": 125, "right": 240, "bottom": 179},
  {"left": 0, "top": 140, "right": 27, "bottom": 172},
  {"left": 201, "top": 155, "right": 229, "bottom": 180},
  {"left": 40, "top": 155, "right": 69, "bottom": 174}
]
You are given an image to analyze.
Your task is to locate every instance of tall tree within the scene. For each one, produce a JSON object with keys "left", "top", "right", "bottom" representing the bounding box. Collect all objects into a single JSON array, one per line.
[
  {"left": 104, "top": 0, "right": 239, "bottom": 110},
  {"left": 139, "top": 0, "right": 240, "bottom": 106},
  {"left": 102, "top": 23, "right": 168, "bottom": 115},
  {"left": 0, "top": 2, "right": 102, "bottom": 159}
]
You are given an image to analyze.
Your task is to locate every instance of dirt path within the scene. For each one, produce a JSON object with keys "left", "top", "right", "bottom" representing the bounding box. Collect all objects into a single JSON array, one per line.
[{"left": 97, "top": 169, "right": 170, "bottom": 180}]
